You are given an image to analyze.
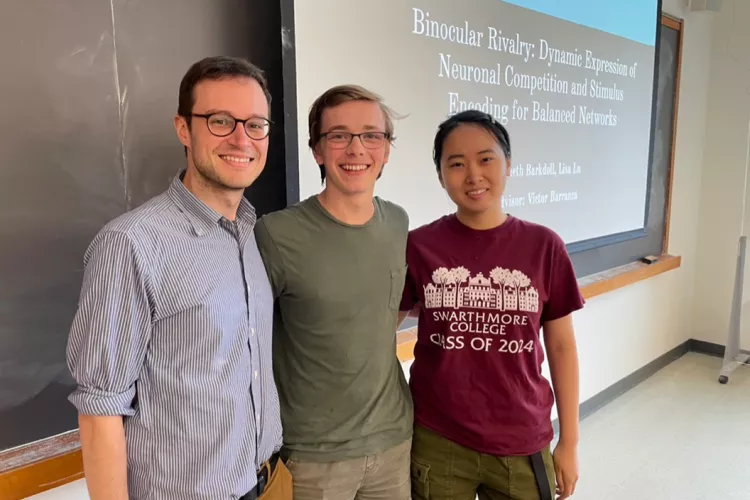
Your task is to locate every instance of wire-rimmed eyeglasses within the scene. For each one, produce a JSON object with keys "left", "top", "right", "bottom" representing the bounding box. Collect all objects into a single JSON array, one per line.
[
  {"left": 190, "top": 112, "right": 272, "bottom": 140},
  {"left": 320, "top": 131, "right": 390, "bottom": 149}
]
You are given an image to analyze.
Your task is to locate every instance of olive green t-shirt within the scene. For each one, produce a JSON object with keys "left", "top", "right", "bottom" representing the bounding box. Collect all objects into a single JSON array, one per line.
[{"left": 254, "top": 195, "right": 413, "bottom": 462}]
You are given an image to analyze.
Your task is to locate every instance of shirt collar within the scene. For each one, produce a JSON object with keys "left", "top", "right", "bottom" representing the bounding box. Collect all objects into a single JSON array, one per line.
[{"left": 168, "top": 170, "right": 257, "bottom": 237}]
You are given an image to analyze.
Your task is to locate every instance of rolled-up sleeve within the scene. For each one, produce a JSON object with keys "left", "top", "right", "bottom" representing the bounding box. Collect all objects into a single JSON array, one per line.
[{"left": 66, "top": 228, "right": 153, "bottom": 417}]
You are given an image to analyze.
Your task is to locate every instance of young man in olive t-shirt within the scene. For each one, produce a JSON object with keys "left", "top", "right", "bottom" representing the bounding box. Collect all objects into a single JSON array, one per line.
[{"left": 254, "top": 85, "right": 413, "bottom": 499}]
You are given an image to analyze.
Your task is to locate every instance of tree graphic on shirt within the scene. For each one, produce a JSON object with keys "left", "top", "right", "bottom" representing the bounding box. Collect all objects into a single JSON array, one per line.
[
  {"left": 431, "top": 267, "right": 448, "bottom": 307},
  {"left": 432, "top": 267, "right": 447, "bottom": 286},
  {"left": 453, "top": 266, "right": 470, "bottom": 307},
  {"left": 517, "top": 272, "right": 531, "bottom": 287},
  {"left": 489, "top": 267, "right": 509, "bottom": 307},
  {"left": 509, "top": 270, "right": 525, "bottom": 293},
  {"left": 424, "top": 266, "right": 539, "bottom": 312},
  {"left": 507, "top": 270, "right": 527, "bottom": 311},
  {"left": 516, "top": 272, "right": 531, "bottom": 295},
  {"left": 444, "top": 269, "right": 458, "bottom": 307},
  {"left": 509, "top": 270, "right": 538, "bottom": 313}
]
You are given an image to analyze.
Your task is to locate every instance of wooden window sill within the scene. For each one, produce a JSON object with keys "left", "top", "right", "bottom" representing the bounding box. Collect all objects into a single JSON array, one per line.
[{"left": 0, "top": 432, "right": 83, "bottom": 500}]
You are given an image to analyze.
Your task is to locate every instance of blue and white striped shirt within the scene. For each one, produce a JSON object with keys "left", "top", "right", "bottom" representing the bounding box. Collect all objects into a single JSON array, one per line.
[{"left": 66, "top": 172, "right": 282, "bottom": 500}]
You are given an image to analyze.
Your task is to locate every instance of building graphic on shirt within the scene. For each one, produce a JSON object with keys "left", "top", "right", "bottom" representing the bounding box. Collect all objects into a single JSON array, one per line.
[{"left": 423, "top": 266, "right": 539, "bottom": 312}]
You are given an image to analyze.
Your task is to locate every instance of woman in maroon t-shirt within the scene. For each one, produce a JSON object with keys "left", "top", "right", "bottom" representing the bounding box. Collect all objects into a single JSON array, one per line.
[{"left": 399, "top": 110, "right": 584, "bottom": 500}]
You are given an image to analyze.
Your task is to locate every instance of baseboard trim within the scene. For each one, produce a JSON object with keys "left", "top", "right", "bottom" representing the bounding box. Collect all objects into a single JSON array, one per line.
[
  {"left": 553, "top": 340, "right": 691, "bottom": 434},
  {"left": 688, "top": 338, "right": 750, "bottom": 358}
]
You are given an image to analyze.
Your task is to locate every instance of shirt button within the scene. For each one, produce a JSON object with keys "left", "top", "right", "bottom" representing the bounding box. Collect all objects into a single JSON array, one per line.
[
  {"left": 254, "top": 370, "right": 258, "bottom": 379},
  {"left": 251, "top": 328, "right": 255, "bottom": 336}
]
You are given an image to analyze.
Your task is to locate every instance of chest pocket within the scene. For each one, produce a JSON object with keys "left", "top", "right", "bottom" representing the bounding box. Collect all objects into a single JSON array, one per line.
[{"left": 389, "top": 265, "right": 408, "bottom": 309}]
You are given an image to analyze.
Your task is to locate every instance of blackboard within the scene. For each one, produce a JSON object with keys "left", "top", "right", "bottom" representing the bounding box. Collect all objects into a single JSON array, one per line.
[
  {"left": 568, "top": 8, "right": 681, "bottom": 277},
  {"left": 0, "top": 0, "right": 291, "bottom": 453}
]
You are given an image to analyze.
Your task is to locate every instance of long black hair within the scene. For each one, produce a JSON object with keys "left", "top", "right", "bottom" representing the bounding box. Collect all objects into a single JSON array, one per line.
[{"left": 432, "top": 110, "right": 511, "bottom": 172}]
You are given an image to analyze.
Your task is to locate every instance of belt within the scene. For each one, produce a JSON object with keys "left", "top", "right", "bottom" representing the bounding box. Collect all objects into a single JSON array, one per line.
[
  {"left": 530, "top": 451, "right": 553, "bottom": 500},
  {"left": 240, "top": 454, "right": 281, "bottom": 500}
]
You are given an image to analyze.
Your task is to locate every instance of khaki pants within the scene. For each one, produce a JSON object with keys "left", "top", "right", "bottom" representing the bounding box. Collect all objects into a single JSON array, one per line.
[
  {"left": 410, "top": 425, "right": 555, "bottom": 500},
  {"left": 285, "top": 438, "right": 412, "bottom": 500}
]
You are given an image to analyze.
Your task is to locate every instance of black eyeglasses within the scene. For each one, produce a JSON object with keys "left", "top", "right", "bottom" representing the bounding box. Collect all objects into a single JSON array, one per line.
[
  {"left": 190, "top": 112, "right": 272, "bottom": 139},
  {"left": 320, "top": 131, "right": 390, "bottom": 149}
]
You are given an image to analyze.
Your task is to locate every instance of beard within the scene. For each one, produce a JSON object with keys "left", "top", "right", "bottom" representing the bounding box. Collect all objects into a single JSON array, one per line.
[
  {"left": 192, "top": 153, "right": 227, "bottom": 189},
  {"left": 190, "top": 150, "right": 251, "bottom": 191}
]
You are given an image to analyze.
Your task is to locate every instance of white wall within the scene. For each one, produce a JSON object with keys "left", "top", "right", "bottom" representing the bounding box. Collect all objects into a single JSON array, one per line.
[
  {"left": 692, "top": 0, "right": 750, "bottom": 349},
  {"left": 571, "top": 0, "right": 716, "bottom": 403}
]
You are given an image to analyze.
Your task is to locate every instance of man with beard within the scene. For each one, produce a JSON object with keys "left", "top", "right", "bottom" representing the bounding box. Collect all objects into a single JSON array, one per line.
[{"left": 66, "top": 56, "right": 290, "bottom": 500}]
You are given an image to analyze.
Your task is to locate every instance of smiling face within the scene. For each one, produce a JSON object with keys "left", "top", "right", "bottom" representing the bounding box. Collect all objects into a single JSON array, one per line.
[
  {"left": 174, "top": 76, "right": 270, "bottom": 191},
  {"left": 312, "top": 100, "right": 391, "bottom": 198},
  {"left": 438, "top": 123, "right": 510, "bottom": 218}
]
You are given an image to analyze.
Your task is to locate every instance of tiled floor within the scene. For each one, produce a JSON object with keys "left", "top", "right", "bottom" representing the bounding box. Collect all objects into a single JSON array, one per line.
[
  {"left": 29, "top": 352, "right": 750, "bottom": 499},
  {"left": 567, "top": 352, "right": 750, "bottom": 499}
]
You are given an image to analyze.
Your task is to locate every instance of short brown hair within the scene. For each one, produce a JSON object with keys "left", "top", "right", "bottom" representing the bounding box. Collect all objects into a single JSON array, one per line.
[
  {"left": 178, "top": 56, "right": 272, "bottom": 119},
  {"left": 307, "top": 84, "right": 399, "bottom": 183}
]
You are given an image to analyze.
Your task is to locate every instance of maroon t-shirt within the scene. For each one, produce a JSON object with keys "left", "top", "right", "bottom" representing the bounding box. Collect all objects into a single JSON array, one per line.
[{"left": 400, "top": 214, "right": 584, "bottom": 456}]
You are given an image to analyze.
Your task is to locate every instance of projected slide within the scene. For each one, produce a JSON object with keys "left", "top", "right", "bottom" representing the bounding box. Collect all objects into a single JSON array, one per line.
[{"left": 293, "top": 0, "right": 659, "bottom": 245}]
